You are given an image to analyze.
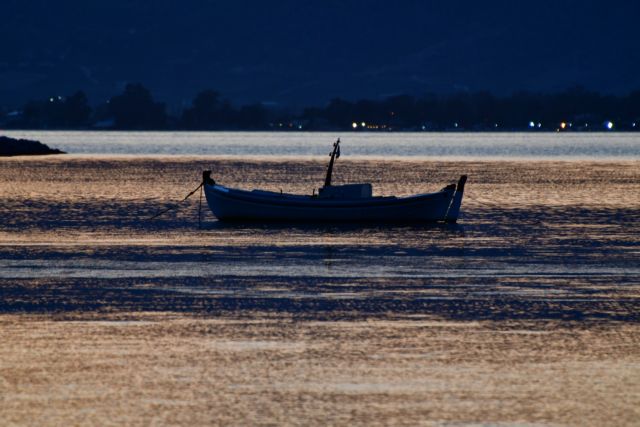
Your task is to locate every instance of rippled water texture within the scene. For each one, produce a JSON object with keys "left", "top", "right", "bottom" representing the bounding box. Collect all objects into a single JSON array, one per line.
[{"left": 1, "top": 136, "right": 640, "bottom": 425}]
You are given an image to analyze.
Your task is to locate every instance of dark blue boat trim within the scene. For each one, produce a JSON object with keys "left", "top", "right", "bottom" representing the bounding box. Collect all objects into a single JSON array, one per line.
[{"left": 206, "top": 185, "right": 452, "bottom": 209}]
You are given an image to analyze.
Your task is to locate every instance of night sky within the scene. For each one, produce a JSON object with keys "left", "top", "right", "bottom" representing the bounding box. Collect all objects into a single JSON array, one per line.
[{"left": 1, "top": 0, "right": 639, "bottom": 107}]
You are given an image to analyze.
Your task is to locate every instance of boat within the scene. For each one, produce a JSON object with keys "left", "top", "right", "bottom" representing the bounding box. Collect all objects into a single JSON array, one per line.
[{"left": 202, "top": 139, "right": 467, "bottom": 223}]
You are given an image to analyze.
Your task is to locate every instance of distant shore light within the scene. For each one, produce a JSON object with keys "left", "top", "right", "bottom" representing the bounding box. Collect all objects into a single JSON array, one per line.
[
  {"left": 352, "top": 122, "right": 358, "bottom": 129},
  {"left": 361, "top": 122, "right": 366, "bottom": 127},
  {"left": 560, "top": 122, "right": 567, "bottom": 130},
  {"left": 606, "top": 121, "right": 614, "bottom": 130},
  {"left": 529, "top": 121, "right": 535, "bottom": 128}
]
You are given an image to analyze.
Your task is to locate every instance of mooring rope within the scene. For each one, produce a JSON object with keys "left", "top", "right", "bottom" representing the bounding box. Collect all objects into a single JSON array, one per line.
[
  {"left": 198, "top": 183, "right": 203, "bottom": 228},
  {"left": 148, "top": 181, "right": 204, "bottom": 221}
]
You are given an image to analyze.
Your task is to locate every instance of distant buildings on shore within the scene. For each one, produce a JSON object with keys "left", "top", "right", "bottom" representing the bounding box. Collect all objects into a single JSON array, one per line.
[{"left": 1, "top": 85, "right": 638, "bottom": 132}]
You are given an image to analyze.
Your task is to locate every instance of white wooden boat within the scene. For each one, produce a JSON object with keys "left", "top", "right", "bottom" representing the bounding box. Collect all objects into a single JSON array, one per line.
[{"left": 202, "top": 139, "right": 467, "bottom": 223}]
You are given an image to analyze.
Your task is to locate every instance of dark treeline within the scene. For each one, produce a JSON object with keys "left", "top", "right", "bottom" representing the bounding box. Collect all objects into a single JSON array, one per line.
[{"left": 2, "top": 84, "right": 639, "bottom": 131}]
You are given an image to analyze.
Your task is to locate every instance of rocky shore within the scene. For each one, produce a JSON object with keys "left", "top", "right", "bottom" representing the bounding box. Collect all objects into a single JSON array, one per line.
[{"left": 0, "top": 135, "right": 65, "bottom": 156}]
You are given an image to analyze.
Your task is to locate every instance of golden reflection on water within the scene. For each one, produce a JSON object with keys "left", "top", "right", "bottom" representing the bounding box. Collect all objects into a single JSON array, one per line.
[
  {"left": 1, "top": 156, "right": 639, "bottom": 425},
  {"left": 1, "top": 315, "right": 639, "bottom": 426}
]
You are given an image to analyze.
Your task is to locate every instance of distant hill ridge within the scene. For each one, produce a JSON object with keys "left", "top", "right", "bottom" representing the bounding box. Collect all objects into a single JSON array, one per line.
[{"left": 1, "top": 0, "right": 639, "bottom": 107}]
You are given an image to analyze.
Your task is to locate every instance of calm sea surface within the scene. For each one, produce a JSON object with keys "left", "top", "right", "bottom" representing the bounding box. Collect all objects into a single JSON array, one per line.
[
  {"left": 4, "top": 130, "right": 640, "bottom": 158},
  {"left": 1, "top": 131, "right": 639, "bottom": 425}
]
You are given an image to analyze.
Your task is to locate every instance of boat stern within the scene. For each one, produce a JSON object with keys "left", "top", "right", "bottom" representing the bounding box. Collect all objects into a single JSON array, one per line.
[{"left": 444, "top": 175, "right": 467, "bottom": 224}]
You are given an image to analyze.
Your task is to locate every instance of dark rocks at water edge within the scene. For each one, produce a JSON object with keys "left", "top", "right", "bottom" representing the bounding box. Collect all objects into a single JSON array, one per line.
[{"left": 0, "top": 136, "right": 65, "bottom": 156}]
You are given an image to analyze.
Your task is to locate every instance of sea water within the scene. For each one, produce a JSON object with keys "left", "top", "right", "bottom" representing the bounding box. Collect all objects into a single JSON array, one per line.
[
  {"left": 4, "top": 130, "right": 640, "bottom": 158},
  {"left": 1, "top": 132, "right": 639, "bottom": 425}
]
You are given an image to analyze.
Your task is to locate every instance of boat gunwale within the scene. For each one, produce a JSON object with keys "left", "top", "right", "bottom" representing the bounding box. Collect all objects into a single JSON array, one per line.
[{"left": 205, "top": 183, "right": 454, "bottom": 209}]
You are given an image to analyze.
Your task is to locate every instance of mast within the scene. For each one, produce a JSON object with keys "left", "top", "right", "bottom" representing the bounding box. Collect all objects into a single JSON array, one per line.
[{"left": 323, "top": 138, "right": 340, "bottom": 187}]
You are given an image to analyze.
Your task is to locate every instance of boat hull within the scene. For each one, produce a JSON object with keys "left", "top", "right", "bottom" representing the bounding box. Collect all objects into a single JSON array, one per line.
[{"left": 203, "top": 181, "right": 465, "bottom": 223}]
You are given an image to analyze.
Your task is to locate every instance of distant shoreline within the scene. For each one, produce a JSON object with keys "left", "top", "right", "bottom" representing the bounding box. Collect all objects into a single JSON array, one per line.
[
  {"left": 0, "top": 135, "right": 65, "bottom": 156},
  {"left": 2, "top": 128, "right": 639, "bottom": 133},
  {"left": 3, "top": 86, "right": 638, "bottom": 133}
]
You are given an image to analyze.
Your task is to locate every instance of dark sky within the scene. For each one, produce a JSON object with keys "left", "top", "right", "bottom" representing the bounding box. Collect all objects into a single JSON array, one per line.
[{"left": 1, "top": 0, "right": 639, "bottom": 107}]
